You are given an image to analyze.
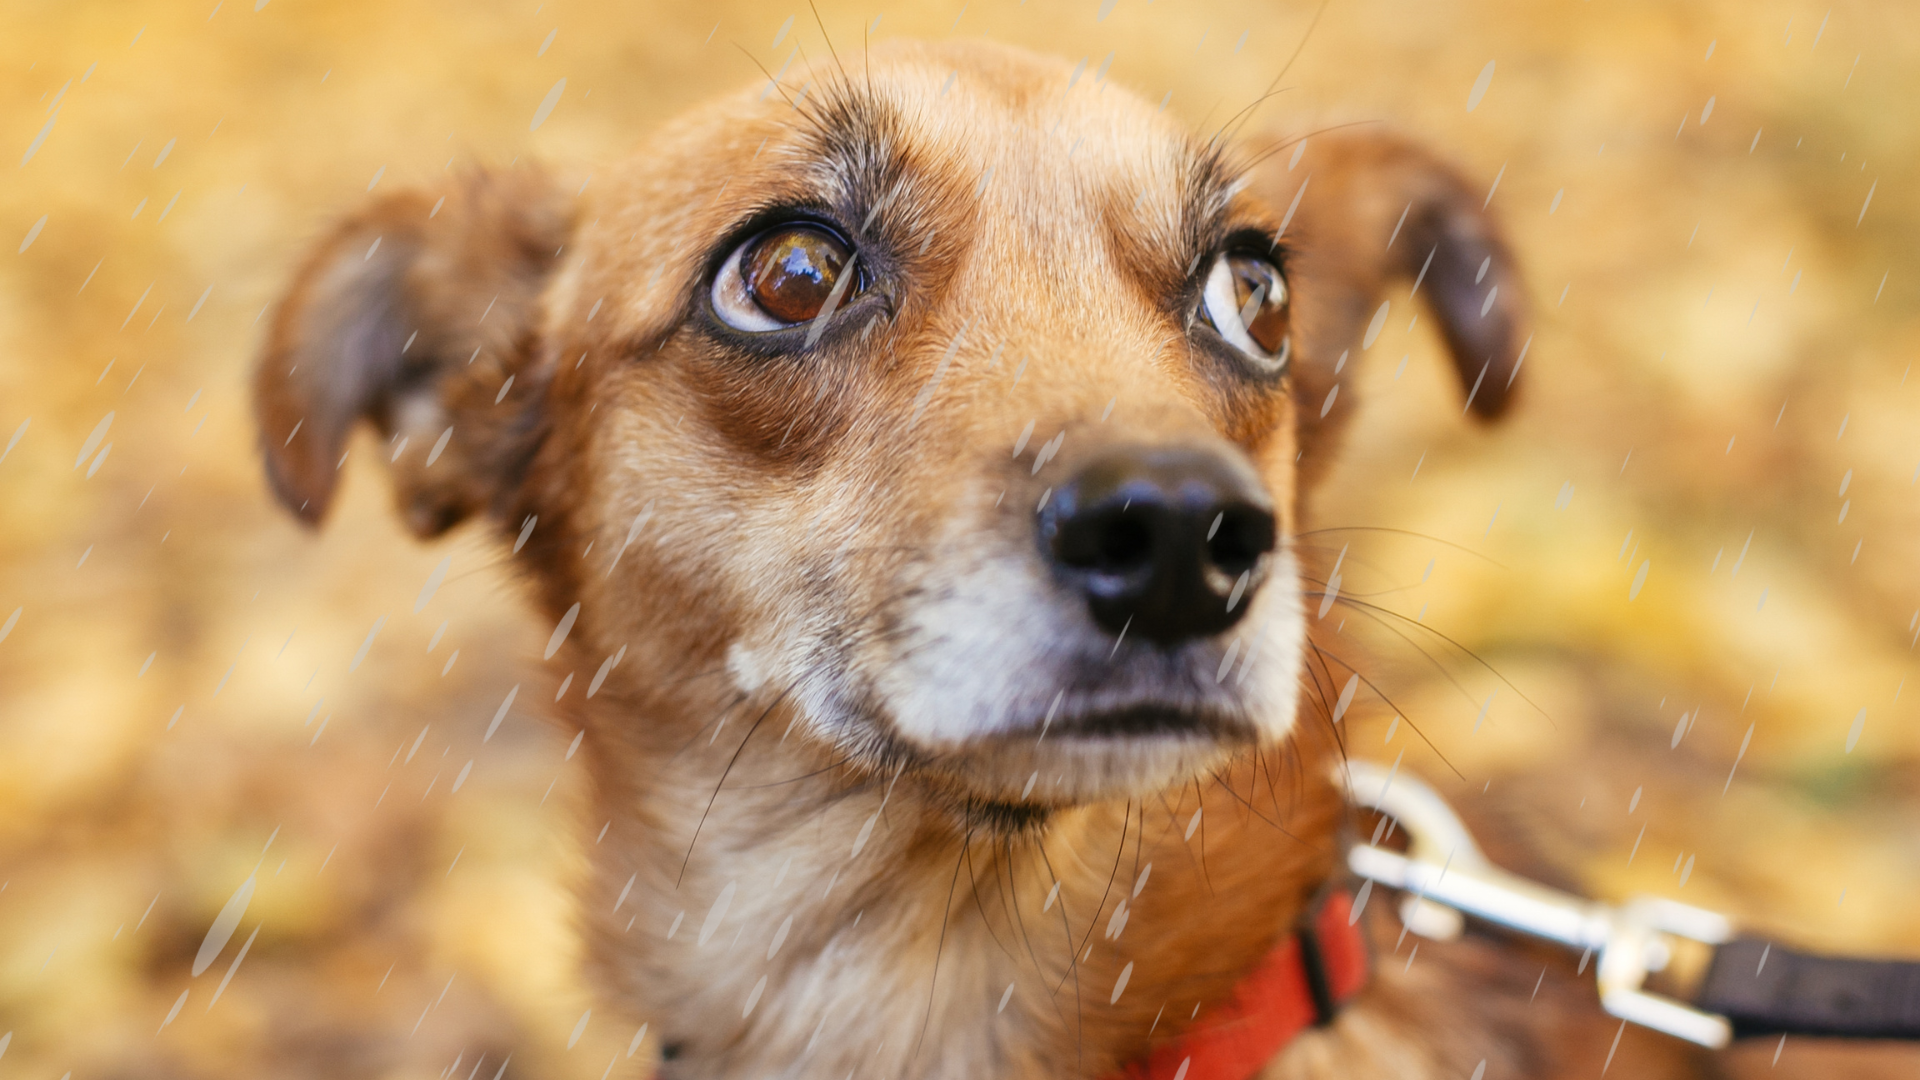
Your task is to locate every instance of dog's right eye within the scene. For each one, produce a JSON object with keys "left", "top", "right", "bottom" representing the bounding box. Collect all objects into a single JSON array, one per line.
[
  {"left": 1198, "top": 251, "right": 1291, "bottom": 374},
  {"left": 712, "top": 225, "right": 856, "bottom": 332}
]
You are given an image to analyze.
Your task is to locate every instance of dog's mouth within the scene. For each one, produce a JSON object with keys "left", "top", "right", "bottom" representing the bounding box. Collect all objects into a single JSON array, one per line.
[
  {"left": 876, "top": 696, "right": 1264, "bottom": 821},
  {"left": 1033, "top": 701, "right": 1258, "bottom": 742}
]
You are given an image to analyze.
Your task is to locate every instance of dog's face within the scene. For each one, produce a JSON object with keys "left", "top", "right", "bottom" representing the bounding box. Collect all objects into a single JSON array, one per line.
[{"left": 256, "top": 39, "right": 1523, "bottom": 819}]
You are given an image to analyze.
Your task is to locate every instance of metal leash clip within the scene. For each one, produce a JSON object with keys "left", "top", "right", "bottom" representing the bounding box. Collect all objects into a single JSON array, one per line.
[{"left": 1340, "top": 759, "right": 1735, "bottom": 1048}]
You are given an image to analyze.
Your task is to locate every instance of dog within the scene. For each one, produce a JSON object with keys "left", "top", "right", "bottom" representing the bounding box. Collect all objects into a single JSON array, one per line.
[{"left": 252, "top": 37, "right": 1707, "bottom": 1080}]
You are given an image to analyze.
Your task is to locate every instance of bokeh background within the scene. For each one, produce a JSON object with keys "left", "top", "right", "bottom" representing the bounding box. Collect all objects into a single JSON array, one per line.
[{"left": 2, "top": 0, "right": 1916, "bottom": 1076}]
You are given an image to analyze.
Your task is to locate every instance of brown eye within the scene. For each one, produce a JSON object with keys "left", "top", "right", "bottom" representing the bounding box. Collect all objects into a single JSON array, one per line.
[
  {"left": 712, "top": 224, "right": 857, "bottom": 332},
  {"left": 745, "top": 227, "right": 848, "bottom": 322},
  {"left": 1228, "top": 256, "right": 1290, "bottom": 355},
  {"left": 1200, "top": 251, "right": 1291, "bottom": 372}
]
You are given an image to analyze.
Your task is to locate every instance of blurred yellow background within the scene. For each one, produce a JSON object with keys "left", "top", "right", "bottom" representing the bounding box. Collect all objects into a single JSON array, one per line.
[{"left": 1, "top": 0, "right": 1916, "bottom": 1076}]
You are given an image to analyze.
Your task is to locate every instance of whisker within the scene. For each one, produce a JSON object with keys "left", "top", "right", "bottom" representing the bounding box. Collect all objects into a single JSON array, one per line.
[
  {"left": 912, "top": 828, "right": 974, "bottom": 1066},
  {"left": 1190, "top": 777, "right": 1213, "bottom": 892},
  {"left": 1324, "top": 590, "right": 1556, "bottom": 724},
  {"left": 1234, "top": 119, "right": 1386, "bottom": 179},
  {"left": 1003, "top": 835, "right": 1063, "bottom": 1003},
  {"left": 1294, "top": 524, "right": 1507, "bottom": 566},
  {"left": 1226, "top": 0, "right": 1332, "bottom": 142},
  {"left": 1207, "top": 767, "right": 1325, "bottom": 851},
  {"left": 665, "top": 690, "right": 750, "bottom": 765},
  {"left": 806, "top": 0, "right": 848, "bottom": 85},
  {"left": 964, "top": 838, "right": 1021, "bottom": 963},
  {"left": 1303, "top": 637, "right": 1465, "bottom": 781},
  {"left": 676, "top": 684, "right": 791, "bottom": 885}
]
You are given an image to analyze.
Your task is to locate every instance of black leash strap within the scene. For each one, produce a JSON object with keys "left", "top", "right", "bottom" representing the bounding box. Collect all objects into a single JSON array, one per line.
[{"left": 1696, "top": 937, "right": 1920, "bottom": 1039}]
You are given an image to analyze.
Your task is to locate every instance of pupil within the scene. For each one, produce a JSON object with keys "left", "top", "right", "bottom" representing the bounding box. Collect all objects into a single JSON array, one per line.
[
  {"left": 1227, "top": 256, "right": 1288, "bottom": 357},
  {"left": 746, "top": 228, "right": 847, "bottom": 324}
]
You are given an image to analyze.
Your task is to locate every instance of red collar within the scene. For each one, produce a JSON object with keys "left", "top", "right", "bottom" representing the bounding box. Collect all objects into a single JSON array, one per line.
[{"left": 1114, "top": 888, "right": 1370, "bottom": 1080}]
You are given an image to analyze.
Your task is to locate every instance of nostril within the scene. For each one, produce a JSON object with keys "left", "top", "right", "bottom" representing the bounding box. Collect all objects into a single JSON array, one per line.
[
  {"left": 1205, "top": 506, "right": 1275, "bottom": 576},
  {"left": 1057, "top": 508, "right": 1155, "bottom": 575},
  {"left": 1096, "top": 514, "right": 1153, "bottom": 572}
]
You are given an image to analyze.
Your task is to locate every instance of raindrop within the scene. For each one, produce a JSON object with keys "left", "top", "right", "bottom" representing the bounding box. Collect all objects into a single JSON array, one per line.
[
  {"left": 1363, "top": 301, "right": 1390, "bottom": 349},
  {"left": 414, "top": 556, "right": 451, "bottom": 613},
  {"left": 850, "top": 812, "right": 878, "bottom": 858},
  {"left": 426, "top": 425, "right": 453, "bottom": 466},
  {"left": 157, "top": 989, "right": 188, "bottom": 1032},
  {"left": 348, "top": 616, "right": 386, "bottom": 672},
  {"left": 0, "top": 418, "right": 27, "bottom": 463},
  {"left": 1330, "top": 675, "right": 1359, "bottom": 723},
  {"left": 73, "top": 412, "right": 113, "bottom": 468},
  {"left": 1012, "top": 419, "right": 1035, "bottom": 457},
  {"left": 1215, "top": 638, "right": 1241, "bottom": 683},
  {"left": 587, "top": 646, "right": 626, "bottom": 697},
  {"left": 768, "top": 914, "right": 792, "bottom": 960},
  {"left": 698, "top": 881, "right": 738, "bottom": 946},
  {"left": 545, "top": 602, "right": 580, "bottom": 659},
  {"left": 531, "top": 78, "right": 566, "bottom": 132},
  {"left": 1466, "top": 61, "right": 1496, "bottom": 112},
  {"left": 18, "top": 215, "right": 46, "bottom": 253},
  {"left": 192, "top": 874, "right": 256, "bottom": 976},
  {"left": 484, "top": 685, "right": 519, "bottom": 741}
]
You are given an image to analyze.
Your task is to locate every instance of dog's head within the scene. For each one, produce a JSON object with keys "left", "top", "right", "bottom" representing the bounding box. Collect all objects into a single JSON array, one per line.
[{"left": 255, "top": 40, "right": 1523, "bottom": 818}]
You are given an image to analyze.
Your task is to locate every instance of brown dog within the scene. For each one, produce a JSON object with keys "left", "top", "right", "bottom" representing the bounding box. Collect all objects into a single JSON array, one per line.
[{"left": 252, "top": 38, "right": 1690, "bottom": 1080}]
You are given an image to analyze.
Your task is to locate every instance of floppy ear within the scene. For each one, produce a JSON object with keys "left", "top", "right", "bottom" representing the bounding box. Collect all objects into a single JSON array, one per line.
[
  {"left": 1243, "top": 129, "right": 1530, "bottom": 485},
  {"left": 254, "top": 166, "right": 573, "bottom": 536}
]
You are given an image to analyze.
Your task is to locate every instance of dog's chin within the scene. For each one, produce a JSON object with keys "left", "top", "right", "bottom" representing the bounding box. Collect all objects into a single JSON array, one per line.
[{"left": 903, "top": 706, "right": 1264, "bottom": 821}]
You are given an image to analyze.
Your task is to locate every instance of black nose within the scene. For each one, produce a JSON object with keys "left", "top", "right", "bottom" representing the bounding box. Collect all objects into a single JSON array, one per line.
[{"left": 1041, "top": 445, "right": 1277, "bottom": 647}]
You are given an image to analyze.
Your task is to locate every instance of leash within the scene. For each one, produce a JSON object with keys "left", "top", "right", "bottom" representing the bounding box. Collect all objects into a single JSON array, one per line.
[{"left": 1340, "top": 759, "right": 1920, "bottom": 1047}]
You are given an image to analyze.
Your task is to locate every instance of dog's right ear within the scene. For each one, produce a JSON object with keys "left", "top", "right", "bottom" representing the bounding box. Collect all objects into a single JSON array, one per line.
[{"left": 254, "top": 167, "right": 572, "bottom": 537}]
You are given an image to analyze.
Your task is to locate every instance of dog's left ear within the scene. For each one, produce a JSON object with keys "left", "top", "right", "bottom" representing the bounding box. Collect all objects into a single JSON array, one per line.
[
  {"left": 1244, "top": 129, "right": 1529, "bottom": 482},
  {"left": 253, "top": 166, "right": 572, "bottom": 537}
]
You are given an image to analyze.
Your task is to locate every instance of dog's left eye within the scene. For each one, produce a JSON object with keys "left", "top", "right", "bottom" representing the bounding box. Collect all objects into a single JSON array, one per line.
[
  {"left": 1199, "top": 252, "right": 1291, "bottom": 372},
  {"left": 712, "top": 224, "right": 857, "bottom": 332}
]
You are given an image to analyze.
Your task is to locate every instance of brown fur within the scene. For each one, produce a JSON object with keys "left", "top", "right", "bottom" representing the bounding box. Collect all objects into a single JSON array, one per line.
[{"left": 253, "top": 39, "right": 1700, "bottom": 1080}]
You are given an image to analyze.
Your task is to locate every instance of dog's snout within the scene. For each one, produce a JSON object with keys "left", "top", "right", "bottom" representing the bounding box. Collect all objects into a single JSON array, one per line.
[{"left": 1042, "top": 445, "right": 1277, "bottom": 646}]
